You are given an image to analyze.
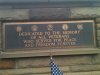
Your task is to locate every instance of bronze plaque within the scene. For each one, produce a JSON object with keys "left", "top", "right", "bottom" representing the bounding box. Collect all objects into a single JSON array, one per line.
[{"left": 3, "top": 20, "right": 96, "bottom": 51}]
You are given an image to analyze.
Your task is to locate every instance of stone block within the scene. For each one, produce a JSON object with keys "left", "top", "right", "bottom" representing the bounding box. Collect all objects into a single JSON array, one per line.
[
  {"left": 1, "top": 70, "right": 100, "bottom": 75},
  {"left": 0, "top": 9, "right": 29, "bottom": 20},
  {"left": 97, "top": 41, "right": 100, "bottom": 44},
  {"left": 0, "top": 66, "right": 69, "bottom": 74},
  {"left": 0, "top": 39, "right": 1, "bottom": 50},
  {"left": 97, "top": 41, "right": 100, "bottom": 47},
  {"left": 96, "top": 24, "right": 100, "bottom": 30},
  {"left": 0, "top": 66, "right": 100, "bottom": 75},
  {"left": 16, "top": 57, "right": 50, "bottom": 68},
  {"left": 67, "top": 71, "right": 100, "bottom": 75},
  {"left": 67, "top": 72, "right": 91, "bottom": 75},
  {"left": 96, "top": 18, "right": 100, "bottom": 23},
  {"left": 16, "top": 55, "right": 92, "bottom": 68},
  {"left": 97, "top": 37, "right": 100, "bottom": 41},
  {"left": 54, "top": 55, "right": 92, "bottom": 66},
  {"left": 0, "top": 28, "right": 1, "bottom": 49},
  {"left": 92, "top": 54, "right": 100, "bottom": 64},
  {"left": 0, "top": 0, "right": 48, "bottom": 3},
  {"left": 28, "top": 8, "right": 70, "bottom": 20},
  {"left": 0, "top": 59, "right": 15, "bottom": 69},
  {"left": 26, "top": 74, "right": 50, "bottom": 75},
  {"left": 0, "top": 26, "right": 1, "bottom": 32},
  {"left": 97, "top": 30, "right": 100, "bottom": 36},
  {"left": 70, "top": 64, "right": 100, "bottom": 72},
  {"left": 91, "top": 71, "right": 100, "bottom": 75},
  {"left": 70, "top": 7, "right": 100, "bottom": 18}
]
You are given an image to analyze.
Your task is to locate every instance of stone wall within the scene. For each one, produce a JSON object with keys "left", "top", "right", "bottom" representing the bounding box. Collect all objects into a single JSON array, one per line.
[{"left": 0, "top": 6, "right": 100, "bottom": 75}]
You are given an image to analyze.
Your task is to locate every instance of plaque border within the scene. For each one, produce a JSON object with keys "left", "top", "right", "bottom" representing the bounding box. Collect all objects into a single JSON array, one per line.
[{"left": 2, "top": 19, "right": 96, "bottom": 51}]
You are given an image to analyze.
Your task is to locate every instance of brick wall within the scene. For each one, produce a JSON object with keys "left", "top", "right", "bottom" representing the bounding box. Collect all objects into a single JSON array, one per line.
[{"left": 0, "top": 7, "right": 100, "bottom": 75}]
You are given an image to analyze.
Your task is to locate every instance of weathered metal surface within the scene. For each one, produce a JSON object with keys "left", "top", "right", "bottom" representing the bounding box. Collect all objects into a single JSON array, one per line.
[{"left": 2, "top": 20, "right": 96, "bottom": 51}]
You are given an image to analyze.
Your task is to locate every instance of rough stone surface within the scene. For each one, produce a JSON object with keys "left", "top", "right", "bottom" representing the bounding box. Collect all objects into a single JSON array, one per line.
[
  {"left": 97, "top": 30, "right": 100, "bottom": 36},
  {"left": 0, "top": 66, "right": 69, "bottom": 74},
  {"left": 0, "top": 70, "right": 100, "bottom": 75},
  {"left": 16, "top": 55, "right": 92, "bottom": 68},
  {"left": 70, "top": 64, "right": 100, "bottom": 72},
  {"left": 0, "top": 30, "right": 1, "bottom": 49},
  {"left": 97, "top": 24, "right": 100, "bottom": 29},
  {"left": 0, "top": 25, "right": 1, "bottom": 50},
  {"left": 97, "top": 37, "right": 100, "bottom": 40},
  {"left": 70, "top": 7, "right": 100, "bottom": 18},
  {"left": 92, "top": 54, "right": 100, "bottom": 64},
  {"left": 16, "top": 57, "right": 50, "bottom": 68},
  {"left": 28, "top": 8, "right": 70, "bottom": 20},
  {"left": 0, "top": 8, "right": 70, "bottom": 21},
  {"left": 96, "top": 18, "right": 100, "bottom": 23},
  {"left": 0, "top": 9, "right": 29, "bottom": 20},
  {"left": 0, "top": 59, "right": 15, "bottom": 69}
]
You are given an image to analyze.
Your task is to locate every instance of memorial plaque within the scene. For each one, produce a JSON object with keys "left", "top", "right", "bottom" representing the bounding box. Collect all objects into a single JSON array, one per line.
[{"left": 3, "top": 20, "right": 96, "bottom": 51}]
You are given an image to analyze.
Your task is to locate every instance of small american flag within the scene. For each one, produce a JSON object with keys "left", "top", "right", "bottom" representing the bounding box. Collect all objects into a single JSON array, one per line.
[{"left": 50, "top": 57, "right": 63, "bottom": 75}]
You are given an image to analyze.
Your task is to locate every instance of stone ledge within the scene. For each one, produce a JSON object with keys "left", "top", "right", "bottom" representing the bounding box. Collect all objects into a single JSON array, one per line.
[{"left": 0, "top": 48, "right": 100, "bottom": 58}]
